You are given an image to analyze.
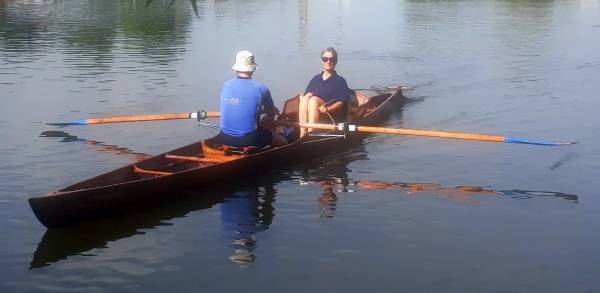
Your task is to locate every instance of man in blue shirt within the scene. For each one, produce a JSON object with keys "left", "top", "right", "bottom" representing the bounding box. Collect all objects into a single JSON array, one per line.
[{"left": 218, "top": 50, "right": 287, "bottom": 148}]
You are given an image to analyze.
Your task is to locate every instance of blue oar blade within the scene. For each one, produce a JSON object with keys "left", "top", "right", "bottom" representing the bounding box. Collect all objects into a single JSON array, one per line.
[
  {"left": 42, "top": 119, "right": 88, "bottom": 126},
  {"left": 504, "top": 137, "right": 578, "bottom": 146}
]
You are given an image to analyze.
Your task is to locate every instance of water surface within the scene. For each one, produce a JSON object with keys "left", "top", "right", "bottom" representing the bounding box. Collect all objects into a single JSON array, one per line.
[{"left": 1, "top": 0, "right": 599, "bottom": 292}]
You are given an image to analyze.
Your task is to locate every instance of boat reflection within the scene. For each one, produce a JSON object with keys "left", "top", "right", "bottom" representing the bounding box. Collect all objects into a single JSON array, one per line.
[
  {"left": 29, "top": 189, "right": 222, "bottom": 269},
  {"left": 220, "top": 185, "right": 275, "bottom": 265},
  {"left": 39, "top": 130, "right": 151, "bottom": 162},
  {"left": 29, "top": 180, "right": 278, "bottom": 269}
]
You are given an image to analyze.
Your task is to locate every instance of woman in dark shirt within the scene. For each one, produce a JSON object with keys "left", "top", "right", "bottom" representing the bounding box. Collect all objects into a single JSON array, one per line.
[{"left": 299, "top": 47, "right": 350, "bottom": 138}]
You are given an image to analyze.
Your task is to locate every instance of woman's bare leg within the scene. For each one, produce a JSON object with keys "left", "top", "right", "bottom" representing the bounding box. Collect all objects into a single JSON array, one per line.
[
  {"left": 308, "top": 96, "right": 325, "bottom": 133},
  {"left": 299, "top": 95, "right": 309, "bottom": 137}
]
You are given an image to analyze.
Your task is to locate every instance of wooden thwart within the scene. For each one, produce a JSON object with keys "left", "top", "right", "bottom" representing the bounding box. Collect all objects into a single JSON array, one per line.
[
  {"left": 165, "top": 154, "right": 204, "bottom": 162},
  {"left": 133, "top": 165, "right": 173, "bottom": 176},
  {"left": 165, "top": 154, "right": 237, "bottom": 163}
]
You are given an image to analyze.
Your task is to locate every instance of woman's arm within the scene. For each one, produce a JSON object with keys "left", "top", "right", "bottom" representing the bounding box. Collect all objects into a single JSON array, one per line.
[{"left": 319, "top": 101, "right": 344, "bottom": 113}]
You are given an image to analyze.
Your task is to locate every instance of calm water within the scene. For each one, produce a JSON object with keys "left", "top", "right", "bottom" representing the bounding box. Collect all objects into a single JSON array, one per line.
[{"left": 1, "top": 0, "right": 599, "bottom": 292}]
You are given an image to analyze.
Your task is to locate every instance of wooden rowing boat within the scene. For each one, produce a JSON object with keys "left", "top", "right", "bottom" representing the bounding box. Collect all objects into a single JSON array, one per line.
[{"left": 29, "top": 89, "right": 405, "bottom": 227}]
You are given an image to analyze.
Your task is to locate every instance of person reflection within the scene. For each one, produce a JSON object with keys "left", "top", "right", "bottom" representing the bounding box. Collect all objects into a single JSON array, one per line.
[
  {"left": 318, "top": 181, "right": 338, "bottom": 218},
  {"left": 301, "top": 155, "right": 357, "bottom": 219},
  {"left": 220, "top": 185, "right": 275, "bottom": 265}
]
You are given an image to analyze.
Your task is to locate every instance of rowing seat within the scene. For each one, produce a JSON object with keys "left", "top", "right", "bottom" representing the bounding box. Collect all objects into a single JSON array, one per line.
[{"left": 201, "top": 140, "right": 271, "bottom": 157}]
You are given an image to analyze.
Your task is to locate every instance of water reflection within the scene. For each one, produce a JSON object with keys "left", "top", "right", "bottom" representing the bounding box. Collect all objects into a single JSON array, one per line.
[
  {"left": 30, "top": 190, "right": 225, "bottom": 269},
  {"left": 300, "top": 178, "right": 578, "bottom": 211},
  {"left": 318, "top": 181, "right": 337, "bottom": 219},
  {"left": 28, "top": 142, "right": 579, "bottom": 270},
  {"left": 29, "top": 180, "right": 278, "bottom": 269},
  {"left": 1, "top": 0, "right": 192, "bottom": 72},
  {"left": 39, "top": 130, "right": 151, "bottom": 162},
  {"left": 354, "top": 180, "right": 578, "bottom": 204},
  {"left": 220, "top": 185, "right": 275, "bottom": 265},
  {"left": 298, "top": 148, "right": 367, "bottom": 218}
]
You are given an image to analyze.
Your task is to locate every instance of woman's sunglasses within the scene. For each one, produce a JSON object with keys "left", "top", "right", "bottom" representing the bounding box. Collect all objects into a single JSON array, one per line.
[{"left": 321, "top": 56, "right": 338, "bottom": 63}]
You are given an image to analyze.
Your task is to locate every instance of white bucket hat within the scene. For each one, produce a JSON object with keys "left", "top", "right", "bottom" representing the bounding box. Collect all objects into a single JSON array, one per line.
[{"left": 232, "top": 50, "right": 258, "bottom": 72}]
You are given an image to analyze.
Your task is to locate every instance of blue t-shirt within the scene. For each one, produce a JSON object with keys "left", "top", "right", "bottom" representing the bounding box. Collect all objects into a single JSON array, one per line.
[
  {"left": 220, "top": 77, "right": 274, "bottom": 137},
  {"left": 304, "top": 72, "right": 349, "bottom": 104}
]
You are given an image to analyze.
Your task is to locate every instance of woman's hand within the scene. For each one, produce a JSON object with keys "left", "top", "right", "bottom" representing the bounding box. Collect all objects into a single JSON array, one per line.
[{"left": 318, "top": 105, "right": 328, "bottom": 113}]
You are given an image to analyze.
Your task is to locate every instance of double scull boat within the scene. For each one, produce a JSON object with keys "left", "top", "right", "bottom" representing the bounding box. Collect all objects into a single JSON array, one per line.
[{"left": 29, "top": 89, "right": 405, "bottom": 227}]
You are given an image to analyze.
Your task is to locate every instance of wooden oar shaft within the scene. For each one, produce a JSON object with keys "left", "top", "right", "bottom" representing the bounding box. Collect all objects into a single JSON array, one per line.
[
  {"left": 298, "top": 122, "right": 503, "bottom": 142},
  {"left": 43, "top": 111, "right": 222, "bottom": 126},
  {"left": 295, "top": 122, "right": 575, "bottom": 146},
  {"left": 203, "top": 112, "right": 220, "bottom": 118},
  {"left": 357, "top": 125, "right": 505, "bottom": 142},
  {"left": 86, "top": 113, "right": 192, "bottom": 124}
]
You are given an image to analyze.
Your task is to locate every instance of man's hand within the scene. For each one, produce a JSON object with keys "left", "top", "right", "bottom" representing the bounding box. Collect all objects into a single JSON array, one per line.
[{"left": 260, "top": 114, "right": 276, "bottom": 130}]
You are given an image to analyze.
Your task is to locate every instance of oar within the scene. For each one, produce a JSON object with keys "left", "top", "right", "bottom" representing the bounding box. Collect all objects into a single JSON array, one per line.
[
  {"left": 354, "top": 85, "right": 415, "bottom": 92},
  {"left": 42, "top": 111, "right": 220, "bottom": 126},
  {"left": 289, "top": 122, "right": 577, "bottom": 146}
]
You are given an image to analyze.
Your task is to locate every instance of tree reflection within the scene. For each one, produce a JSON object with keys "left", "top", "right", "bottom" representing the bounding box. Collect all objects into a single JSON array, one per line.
[
  {"left": 0, "top": 0, "right": 193, "bottom": 69},
  {"left": 147, "top": 0, "right": 202, "bottom": 18}
]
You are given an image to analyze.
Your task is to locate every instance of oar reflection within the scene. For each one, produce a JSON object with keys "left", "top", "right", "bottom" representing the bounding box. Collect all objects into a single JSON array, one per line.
[
  {"left": 304, "top": 180, "right": 578, "bottom": 205},
  {"left": 39, "top": 130, "right": 151, "bottom": 162}
]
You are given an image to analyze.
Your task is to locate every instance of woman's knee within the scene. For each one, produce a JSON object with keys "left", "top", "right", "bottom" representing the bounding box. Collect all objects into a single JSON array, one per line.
[{"left": 300, "top": 95, "right": 309, "bottom": 105}]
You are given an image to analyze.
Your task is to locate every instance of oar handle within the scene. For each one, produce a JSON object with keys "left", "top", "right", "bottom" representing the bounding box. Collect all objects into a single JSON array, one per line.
[{"left": 193, "top": 111, "right": 220, "bottom": 120}]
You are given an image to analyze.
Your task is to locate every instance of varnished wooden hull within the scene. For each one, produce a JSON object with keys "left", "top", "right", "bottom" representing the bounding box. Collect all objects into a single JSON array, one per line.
[{"left": 29, "top": 89, "right": 404, "bottom": 227}]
